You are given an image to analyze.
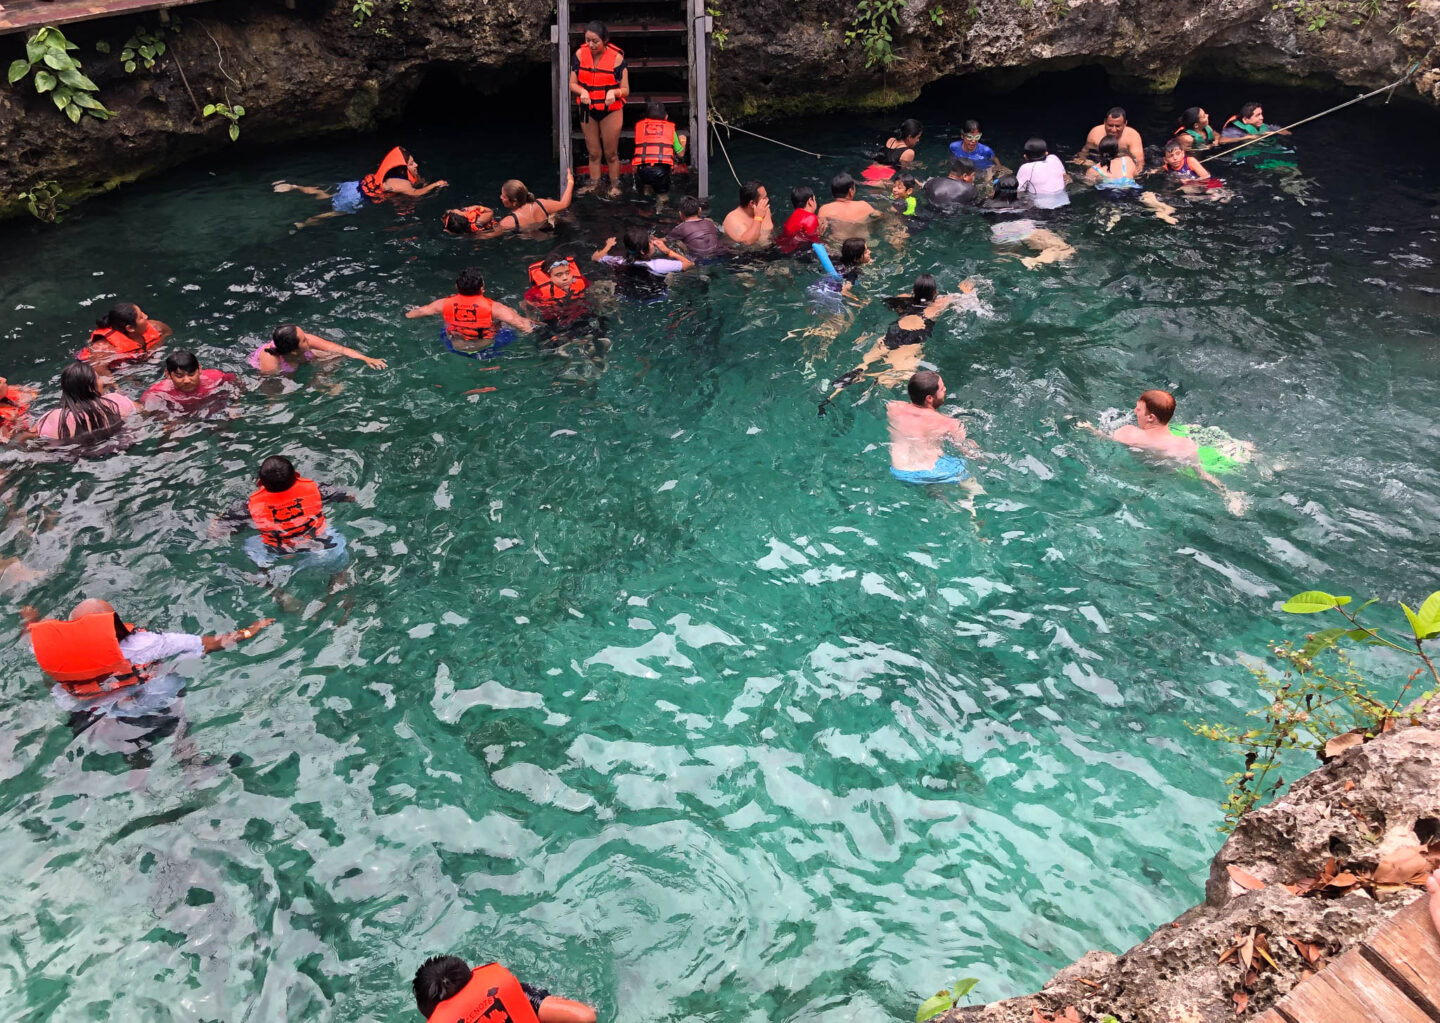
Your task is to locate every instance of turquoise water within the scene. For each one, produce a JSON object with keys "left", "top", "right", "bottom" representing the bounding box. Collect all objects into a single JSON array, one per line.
[{"left": 2, "top": 73, "right": 1439, "bottom": 1020}]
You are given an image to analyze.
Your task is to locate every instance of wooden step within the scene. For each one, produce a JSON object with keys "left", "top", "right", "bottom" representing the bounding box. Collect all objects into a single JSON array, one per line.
[
  {"left": 0, "top": 0, "right": 215, "bottom": 34},
  {"left": 625, "top": 92, "right": 686, "bottom": 106},
  {"left": 570, "top": 21, "right": 686, "bottom": 34},
  {"left": 625, "top": 56, "right": 687, "bottom": 69}
]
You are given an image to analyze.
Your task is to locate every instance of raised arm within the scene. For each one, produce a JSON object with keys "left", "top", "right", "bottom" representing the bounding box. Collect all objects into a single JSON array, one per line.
[
  {"left": 592, "top": 236, "right": 618, "bottom": 263},
  {"left": 548, "top": 169, "right": 576, "bottom": 213},
  {"left": 651, "top": 238, "right": 694, "bottom": 271}
]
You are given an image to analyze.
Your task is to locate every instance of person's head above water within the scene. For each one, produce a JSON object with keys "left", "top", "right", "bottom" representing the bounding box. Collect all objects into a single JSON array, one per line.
[
  {"left": 454, "top": 266, "right": 486, "bottom": 296},
  {"left": 830, "top": 171, "right": 856, "bottom": 199},
  {"left": 60, "top": 360, "right": 103, "bottom": 403},
  {"left": 164, "top": 349, "right": 203, "bottom": 393},
  {"left": 949, "top": 157, "right": 975, "bottom": 181},
  {"left": 1180, "top": 106, "right": 1209, "bottom": 130},
  {"left": 385, "top": 147, "right": 417, "bottom": 182},
  {"left": 1136, "top": 388, "right": 1177, "bottom": 427},
  {"left": 790, "top": 185, "right": 816, "bottom": 211},
  {"left": 1103, "top": 107, "right": 1127, "bottom": 136},
  {"left": 1238, "top": 101, "right": 1265, "bottom": 126},
  {"left": 583, "top": 20, "right": 610, "bottom": 55},
  {"left": 678, "top": 195, "right": 703, "bottom": 219},
  {"left": 1023, "top": 137, "right": 1049, "bottom": 162},
  {"left": 992, "top": 174, "right": 1019, "bottom": 201},
  {"left": 500, "top": 179, "right": 536, "bottom": 209},
  {"left": 907, "top": 370, "right": 945, "bottom": 409},
  {"left": 68, "top": 597, "right": 131, "bottom": 640},
  {"left": 959, "top": 119, "right": 982, "bottom": 148},
  {"left": 257, "top": 455, "right": 299, "bottom": 493},
  {"left": 738, "top": 180, "right": 766, "bottom": 211},
  {"left": 622, "top": 223, "right": 653, "bottom": 260},
  {"left": 1097, "top": 136, "right": 1121, "bottom": 163},
  {"left": 95, "top": 301, "right": 149, "bottom": 338},
  {"left": 912, "top": 273, "right": 937, "bottom": 304},
  {"left": 839, "top": 237, "right": 869, "bottom": 266},
  {"left": 893, "top": 118, "right": 923, "bottom": 144},
  {"left": 547, "top": 257, "right": 576, "bottom": 290},
  {"left": 442, "top": 209, "right": 482, "bottom": 234},
  {"left": 1162, "top": 138, "right": 1187, "bottom": 166},
  {"left": 268, "top": 324, "right": 304, "bottom": 356},
  {"left": 413, "top": 955, "right": 472, "bottom": 1018},
  {"left": 890, "top": 173, "right": 917, "bottom": 198}
]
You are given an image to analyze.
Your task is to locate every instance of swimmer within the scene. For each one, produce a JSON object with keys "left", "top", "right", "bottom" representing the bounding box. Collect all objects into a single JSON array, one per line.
[
  {"left": 722, "top": 180, "right": 773, "bottom": 247},
  {"left": 413, "top": 956, "right": 597, "bottom": 1023},
  {"left": 887, "top": 370, "right": 984, "bottom": 513},
  {"left": 524, "top": 256, "right": 590, "bottom": 310},
  {"left": 36, "top": 361, "right": 137, "bottom": 444},
  {"left": 922, "top": 157, "right": 980, "bottom": 213},
  {"left": 1077, "top": 106, "right": 1145, "bottom": 172},
  {"left": 215, "top": 455, "right": 357, "bottom": 582},
  {"left": 440, "top": 205, "right": 496, "bottom": 234},
  {"left": 78, "top": 302, "right": 172, "bottom": 366},
  {"left": 631, "top": 100, "right": 687, "bottom": 207},
  {"left": 982, "top": 175, "right": 1075, "bottom": 269},
  {"left": 947, "top": 119, "right": 1010, "bottom": 183},
  {"left": 1221, "top": 102, "right": 1291, "bottom": 140},
  {"left": 1156, "top": 138, "right": 1211, "bottom": 185},
  {"left": 890, "top": 174, "right": 921, "bottom": 216},
  {"left": 775, "top": 185, "right": 821, "bottom": 255},
  {"left": 22, "top": 598, "right": 272, "bottom": 718},
  {"left": 817, "top": 172, "right": 881, "bottom": 232},
  {"left": 593, "top": 225, "right": 695, "bottom": 275},
  {"left": 1015, "top": 137, "right": 1070, "bottom": 209},
  {"left": 142, "top": 349, "right": 239, "bottom": 413},
  {"left": 252, "top": 325, "right": 388, "bottom": 375},
  {"left": 274, "top": 147, "right": 448, "bottom": 229},
  {"left": 465, "top": 172, "right": 575, "bottom": 239},
  {"left": 1175, "top": 106, "right": 1219, "bottom": 151},
  {"left": 0, "top": 376, "right": 37, "bottom": 442},
  {"left": 1088, "top": 137, "right": 1178, "bottom": 226},
  {"left": 406, "top": 267, "right": 536, "bottom": 355},
  {"left": 863, "top": 118, "right": 923, "bottom": 181},
  {"left": 667, "top": 196, "right": 723, "bottom": 259},
  {"left": 570, "top": 21, "right": 629, "bottom": 197}
]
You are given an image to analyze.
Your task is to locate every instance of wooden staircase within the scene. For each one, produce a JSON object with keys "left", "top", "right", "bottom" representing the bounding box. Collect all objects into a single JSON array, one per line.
[{"left": 550, "top": 0, "right": 711, "bottom": 199}]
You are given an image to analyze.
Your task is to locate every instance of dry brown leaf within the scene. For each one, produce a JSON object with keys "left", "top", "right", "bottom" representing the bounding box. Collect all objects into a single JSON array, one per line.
[
  {"left": 1227, "top": 864, "right": 1267, "bottom": 891},
  {"left": 1375, "top": 846, "right": 1431, "bottom": 885},
  {"left": 1344, "top": 779, "right": 1356, "bottom": 792},
  {"left": 1288, "top": 937, "right": 1323, "bottom": 965},
  {"left": 1232, "top": 990, "right": 1249, "bottom": 1015},
  {"left": 1031, "top": 1008, "right": 1050, "bottom": 1023},
  {"left": 1281, "top": 883, "right": 1302, "bottom": 895},
  {"left": 1255, "top": 938, "right": 1281, "bottom": 972},
  {"left": 1328, "top": 872, "right": 1359, "bottom": 889},
  {"left": 1322, "top": 731, "right": 1365, "bottom": 760},
  {"left": 1060, "top": 1010, "right": 1081, "bottom": 1023},
  {"left": 1076, "top": 978, "right": 1101, "bottom": 990},
  {"left": 1240, "top": 928, "right": 1256, "bottom": 971}
]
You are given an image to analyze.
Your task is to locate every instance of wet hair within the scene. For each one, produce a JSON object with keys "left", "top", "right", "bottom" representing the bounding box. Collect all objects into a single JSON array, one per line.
[
  {"left": 267, "top": 324, "right": 303, "bottom": 356},
  {"left": 950, "top": 157, "right": 975, "bottom": 177},
  {"left": 55, "top": 361, "right": 120, "bottom": 441},
  {"left": 912, "top": 273, "right": 937, "bottom": 304},
  {"left": 414, "top": 956, "right": 473, "bottom": 1018},
  {"left": 1163, "top": 138, "right": 1185, "bottom": 157},
  {"left": 894, "top": 173, "right": 917, "bottom": 192},
  {"left": 1023, "top": 137, "right": 1049, "bottom": 161},
  {"left": 1097, "top": 136, "right": 1120, "bottom": 162},
  {"left": 908, "top": 369, "right": 942, "bottom": 407},
  {"left": 258, "top": 455, "right": 298, "bottom": 493},
  {"left": 455, "top": 267, "right": 486, "bottom": 295},
  {"left": 1239, "top": 101, "right": 1263, "bottom": 121},
  {"left": 790, "top": 185, "right": 815, "bottom": 210},
  {"left": 383, "top": 147, "right": 414, "bottom": 181},
  {"left": 621, "top": 223, "right": 652, "bottom": 263},
  {"left": 645, "top": 100, "right": 667, "bottom": 120},
  {"left": 830, "top": 172, "right": 856, "bottom": 199},
  {"left": 584, "top": 21, "right": 609, "bottom": 42},
  {"left": 1139, "top": 389, "right": 1177, "bottom": 424},
  {"left": 962, "top": 119, "right": 981, "bottom": 134},
  {"left": 1106, "top": 106, "right": 1127, "bottom": 122},
  {"left": 839, "top": 237, "right": 867, "bottom": 265},
  {"left": 501, "top": 180, "right": 536, "bottom": 207},
  {"left": 678, "top": 195, "right": 702, "bottom": 218},
  {"left": 95, "top": 302, "right": 142, "bottom": 334},
  {"left": 164, "top": 349, "right": 200, "bottom": 374},
  {"left": 1179, "top": 106, "right": 1203, "bottom": 130},
  {"left": 738, "top": 180, "right": 764, "bottom": 206},
  {"left": 894, "top": 118, "right": 923, "bottom": 141},
  {"left": 443, "top": 211, "right": 476, "bottom": 235},
  {"left": 992, "top": 174, "right": 1019, "bottom": 200}
]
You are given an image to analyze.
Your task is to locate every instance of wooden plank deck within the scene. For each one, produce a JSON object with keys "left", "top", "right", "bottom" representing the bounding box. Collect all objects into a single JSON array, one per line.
[
  {"left": 1254, "top": 899, "right": 1440, "bottom": 1023},
  {"left": 0, "top": 0, "right": 216, "bottom": 36}
]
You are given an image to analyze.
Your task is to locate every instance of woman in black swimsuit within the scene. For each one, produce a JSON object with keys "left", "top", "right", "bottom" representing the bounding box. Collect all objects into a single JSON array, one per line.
[{"left": 473, "top": 171, "right": 576, "bottom": 239}]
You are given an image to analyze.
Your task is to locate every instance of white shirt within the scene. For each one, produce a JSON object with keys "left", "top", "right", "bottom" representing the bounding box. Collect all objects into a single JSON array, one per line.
[
  {"left": 120, "top": 630, "right": 205, "bottom": 666},
  {"left": 1016, "top": 154, "right": 1069, "bottom": 207}
]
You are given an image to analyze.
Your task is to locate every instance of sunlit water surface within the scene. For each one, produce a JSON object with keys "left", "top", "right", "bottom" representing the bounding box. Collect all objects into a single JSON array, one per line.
[{"left": 1, "top": 72, "right": 1438, "bottom": 1022}]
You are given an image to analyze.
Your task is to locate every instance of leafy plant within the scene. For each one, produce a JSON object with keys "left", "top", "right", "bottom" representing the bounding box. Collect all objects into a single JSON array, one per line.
[
  {"left": 707, "top": 5, "right": 728, "bottom": 49},
  {"left": 203, "top": 100, "right": 244, "bottom": 141},
  {"left": 352, "top": 0, "right": 375, "bottom": 27},
  {"left": 845, "top": 0, "right": 905, "bottom": 70},
  {"left": 7, "top": 26, "right": 113, "bottom": 124},
  {"left": 17, "top": 179, "right": 67, "bottom": 223},
  {"left": 928, "top": 4, "right": 945, "bottom": 26},
  {"left": 120, "top": 23, "right": 168, "bottom": 73},
  {"left": 1191, "top": 588, "right": 1440, "bottom": 831},
  {"left": 916, "top": 978, "right": 979, "bottom": 1022}
]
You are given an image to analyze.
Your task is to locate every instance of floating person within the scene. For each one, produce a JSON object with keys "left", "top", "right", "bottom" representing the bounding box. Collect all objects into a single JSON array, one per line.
[
  {"left": 817, "top": 172, "right": 881, "bottom": 233},
  {"left": 142, "top": 349, "right": 239, "bottom": 413},
  {"left": 570, "top": 21, "right": 629, "bottom": 198},
  {"left": 593, "top": 225, "right": 695, "bottom": 275},
  {"left": 948, "top": 119, "right": 1009, "bottom": 183},
  {"left": 78, "top": 302, "right": 172, "bottom": 366},
  {"left": 523, "top": 255, "right": 590, "bottom": 315},
  {"left": 251, "top": 325, "right": 389, "bottom": 375},
  {"left": 405, "top": 267, "right": 536, "bottom": 358},
  {"left": 1015, "top": 137, "right": 1071, "bottom": 209},
  {"left": 461, "top": 173, "right": 576, "bottom": 239},
  {"left": 1221, "top": 102, "right": 1291, "bottom": 140},
  {"left": 412, "top": 956, "right": 597, "bottom": 1023},
  {"left": 0, "top": 375, "right": 36, "bottom": 442},
  {"left": 1077, "top": 106, "right": 1145, "bottom": 171},
  {"left": 36, "top": 361, "right": 137, "bottom": 444},
  {"left": 1174, "top": 106, "right": 1219, "bottom": 151},
  {"left": 922, "top": 157, "right": 980, "bottom": 213},
  {"left": 274, "top": 146, "right": 449, "bottom": 228},
  {"left": 775, "top": 185, "right": 821, "bottom": 255},
  {"left": 722, "top": 180, "right": 773, "bottom": 247},
  {"left": 1086, "top": 136, "right": 1178, "bottom": 225},
  {"left": 887, "top": 369, "right": 984, "bottom": 511},
  {"left": 985, "top": 178, "right": 1076, "bottom": 270},
  {"left": 23, "top": 598, "right": 271, "bottom": 719},
  {"left": 215, "top": 455, "right": 357, "bottom": 582},
  {"left": 631, "top": 100, "right": 688, "bottom": 207},
  {"left": 440, "top": 204, "right": 496, "bottom": 234},
  {"left": 1157, "top": 138, "right": 1212, "bottom": 185},
  {"left": 809, "top": 237, "right": 870, "bottom": 308},
  {"left": 862, "top": 118, "right": 922, "bottom": 181},
  {"left": 667, "top": 196, "right": 724, "bottom": 259}
]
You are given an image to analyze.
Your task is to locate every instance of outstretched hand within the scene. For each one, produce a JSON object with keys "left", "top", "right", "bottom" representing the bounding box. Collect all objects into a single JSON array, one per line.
[{"left": 361, "top": 356, "right": 389, "bottom": 371}]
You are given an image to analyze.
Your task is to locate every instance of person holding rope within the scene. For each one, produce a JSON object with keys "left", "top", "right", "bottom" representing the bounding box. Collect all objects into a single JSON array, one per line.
[
  {"left": 570, "top": 22, "right": 629, "bottom": 198},
  {"left": 1221, "top": 102, "right": 1291, "bottom": 141}
]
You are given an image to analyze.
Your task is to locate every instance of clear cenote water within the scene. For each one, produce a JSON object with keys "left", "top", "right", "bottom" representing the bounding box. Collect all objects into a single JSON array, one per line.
[{"left": 1, "top": 70, "right": 1439, "bottom": 1022}]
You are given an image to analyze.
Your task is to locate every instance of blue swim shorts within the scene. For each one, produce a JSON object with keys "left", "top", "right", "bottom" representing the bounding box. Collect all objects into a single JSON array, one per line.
[
  {"left": 331, "top": 180, "right": 364, "bottom": 213},
  {"left": 244, "top": 528, "right": 350, "bottom": 574},
  {"left": 891, "top": 456, "right": 970, "bottom": 485}
]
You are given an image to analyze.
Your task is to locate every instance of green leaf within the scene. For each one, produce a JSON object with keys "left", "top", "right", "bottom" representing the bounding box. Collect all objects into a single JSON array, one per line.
[
  {"left": 916, "top": 992, "right": 954, "bottom": 1023},
  {"left": 1402, "top": 603, "right": 1425, "bottom": 642},
  {"left": 26, "top": 35, "right": 48, "bottom": 64},
  {"left": 154, "top": 41, "right": 166, "bottom": 57},
  {"left": 33, "top": 69, "right": 56, "bottom": 92},
  {"left": 88, "top": 106, "right": 113, "bottom": 120},
  {"left": 138, "top": 44, "right": 153, "bottom": 59},
  {"left": 71, "top": 91, "right": 104, "bottom": 109},
  {"left": 1300, "top": 627, "right": 1349, "bottom": 659},
  {"left": 951, "top": 979, "right": 979, "bottom": 999},
  {"left": 51, "top": 89, "right": 69, "bottom": 110},
  {"left": 202, "top": 102, "right": 216, "bottom": 115},
  {"left": 123, "top": 60, "right": 137, "bottom": 73},
  {"left": 58, "top": 69, "right": 97, "bottom": 91},
  {"left": 65, "top": 101, "right": 82, "bottom": 123},
  {"left": 1282, "top": 590, "right": 1346, "bottom": 614},
  {"left": 1414, "top": 592, "right": 1440, "bottom": 641},
  {"left": 8, "top": 58, "right": 32, "bottom": 84},
  {"left": 228, "top": 122, "right": 239, "bottom": 141},
  {"left": 42, "top": 51, "right": 77, "bottom": 72},
  {"left": 232, "top": 105, "right": 244, "bottom": 116},
  {"left": 1345, "top": 628, "right": 1387, "bottom": 646},
  {"left": 95, "top": 40, "right": 111, "bottom": 54},
  {"left": 121, "top": 48, "right": 134, "bottom": 60}
]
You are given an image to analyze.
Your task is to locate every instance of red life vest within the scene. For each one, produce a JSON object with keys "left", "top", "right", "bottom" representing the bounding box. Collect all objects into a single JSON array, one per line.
[
  {"left": 78, "top": 322, "right": 163, "bottom": 362},
  {"left": 450, "top": 207, "right": 492, "bottom": 233},
  {"left": 29, "top": 612, "right": 145, "bottom": 698},
  {"left": 442, "top": 294, "right": 496, "bottom": 341},
  {"left": 632, "top": 118, "right": 677, "bottom": 167},
  {"left": 426, "top": 963, "right": 542, "bottom": 1023},
  {"left": 525, "top": 258, "right": 588, "bottom": 303},
  {"left": 775, "top": 209, "right": 820, "bottom": 254},
  {"left": 0, "top": 386, "right": 30, "bottom": 429},
  {"left": 360, "top": 147, "right": 419, "bottom": 201},
  {"left": 248, "top": 477, "right": 327, "bottom": 548},
  {"left": 576, "top": 43, "right": 625, "bottom": 113}
]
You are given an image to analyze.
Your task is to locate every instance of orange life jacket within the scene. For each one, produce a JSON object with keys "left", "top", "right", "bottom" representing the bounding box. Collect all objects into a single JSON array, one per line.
[
  {"left": 442, "top": 294, "right": 496, "bottom": 340},
  {"left": 632, "top": 118, "right": 677, "bottom": 167},
  {"left": 78, "top": 322, "right": 163, "bottom": 362},
  {"left": 425, "top": 963, "right": 542, "bottom": 1023},
  {"left": 576, "top": 43, "right": 625, "bottom": 113},
  {"left": 248, "top": 477, "right": 327, "bottom": 548},
  {"left": 526, "top": 258, "right": 588, "bottom": 303},
  {"left": 0, "top": 386, "right": 30, "bottom": 428},
  {"left": 360, "top": 147, "right": 419, "bottom": 201},
  {"left": 29, "top": 612, "right": 145, "bottom": 698},
  {"left": 451, "top": 207, "right": 491, "bottom": 233}
]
